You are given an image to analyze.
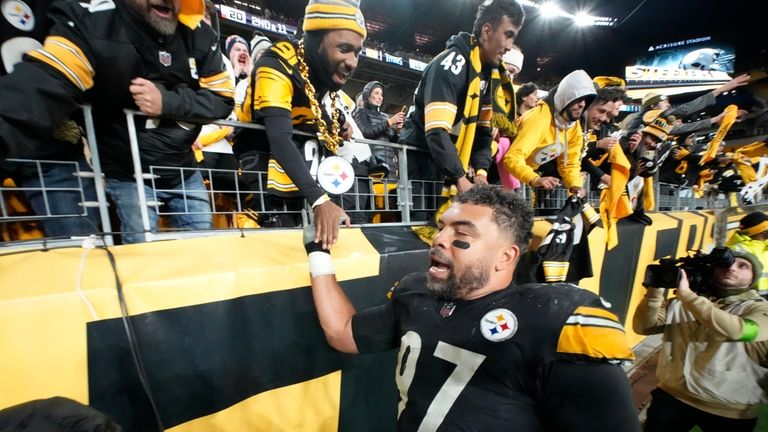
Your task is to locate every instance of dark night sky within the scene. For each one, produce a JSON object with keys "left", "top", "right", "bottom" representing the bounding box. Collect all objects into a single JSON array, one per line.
[{"left": 262, "top": 0, "right": 761, "bottom": 82}]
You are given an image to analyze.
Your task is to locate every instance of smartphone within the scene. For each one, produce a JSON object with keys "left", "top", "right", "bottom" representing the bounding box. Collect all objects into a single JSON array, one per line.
[{"left": 401, "top": 105, "right": 408, "bottom": 114}]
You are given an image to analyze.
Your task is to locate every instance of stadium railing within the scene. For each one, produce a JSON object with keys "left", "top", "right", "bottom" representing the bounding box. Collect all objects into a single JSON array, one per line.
[{"left": 0, "top": 107, "right": 761, "bottom": 246}]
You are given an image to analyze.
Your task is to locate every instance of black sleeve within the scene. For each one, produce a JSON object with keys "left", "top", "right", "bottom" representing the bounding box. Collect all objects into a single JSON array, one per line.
[
  {"left": 262, "top": 107, "right": 326, "bottom": 203},
  {"left": 161, "top": 26, "right": 233, "bottom": 120},
  {"left": 538, "top": 360, "right": 640, "bottom": 432},
  {"left": 0, "top": 62, "right": 81, "bottom": 158},
  {"left": 351, "top": 301, "right": 399, "bottom": 353},
  {"left": 0, "top": 2, "right": 90, "bottom": 158},
  {"left": 666, "top": 92, "right": 716, "bottom": 118},
  {"left": 353, "top": 109, "right": 389, "bottom": 140},
  {"left": 469, "top": 126, "right": 493, "bottom": 171},
  {"left": 669, "top": 118, "right": 712, "bottom": 136},
  {"left": 425, "top": 129, "right": 466, "bottom": 181}
]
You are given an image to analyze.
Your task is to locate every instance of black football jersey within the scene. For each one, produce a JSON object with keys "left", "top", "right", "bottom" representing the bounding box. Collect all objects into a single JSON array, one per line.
[{"left": 351, "top": 273, "right": 637, "bottom": 431}]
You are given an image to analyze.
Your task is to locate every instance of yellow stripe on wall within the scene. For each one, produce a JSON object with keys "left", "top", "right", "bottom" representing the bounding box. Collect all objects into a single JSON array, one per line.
[
  {"left": 168, "top": 371, "right": 341, "bottom": 432},
  {"left": 0, "top": 231, "right": 379, "bottom": 409}
]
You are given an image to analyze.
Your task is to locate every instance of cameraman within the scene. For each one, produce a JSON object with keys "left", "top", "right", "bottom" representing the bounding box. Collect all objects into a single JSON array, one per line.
[{"left": 633, "top": 250, "right": 768, "bottom": 431}]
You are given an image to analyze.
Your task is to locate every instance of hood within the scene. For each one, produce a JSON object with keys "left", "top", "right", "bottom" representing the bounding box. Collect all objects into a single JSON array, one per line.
[
  {"left": 362, "top": 81, "right": 383, "bottom": 110},
  {"left": 553, "top": 70, "right": 595, "bottom": 114},
  {"left": 544, "top": 70, "right": 595, "bottom": 129},
  {"left": 445, "top": 32, "right": 473, "bottom": 58}
]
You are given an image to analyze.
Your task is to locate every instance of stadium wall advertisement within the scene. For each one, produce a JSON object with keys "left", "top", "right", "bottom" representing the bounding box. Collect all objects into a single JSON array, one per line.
[
  {"left": 625, "top": 35, "right": 735, "bottom": 89},
  {"left": 0, "top": 212, "right": 741, "bottom": 430}
]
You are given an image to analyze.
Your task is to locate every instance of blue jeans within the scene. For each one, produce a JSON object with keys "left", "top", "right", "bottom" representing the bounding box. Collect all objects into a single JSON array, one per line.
[
  {"left": 105, "top": 171, "right": 212, "bottom": 244},
  {"left": 17, "top": 157, "right": 101, "bottom": 238}
]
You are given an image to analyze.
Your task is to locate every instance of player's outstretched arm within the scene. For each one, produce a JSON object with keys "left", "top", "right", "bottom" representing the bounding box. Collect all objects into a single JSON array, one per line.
[{"left": 304, "top": 225, "right": 359, "bottom": 354}]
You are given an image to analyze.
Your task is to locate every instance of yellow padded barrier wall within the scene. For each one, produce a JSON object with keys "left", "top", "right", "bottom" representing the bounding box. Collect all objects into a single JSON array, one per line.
[{"left": 0, "top": 213, "right": 741, "bottom": 430}]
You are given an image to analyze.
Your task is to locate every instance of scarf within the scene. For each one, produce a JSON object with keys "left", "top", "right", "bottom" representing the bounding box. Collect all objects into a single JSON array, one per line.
[
  {"left": 600, "top": 145, "right": 632, "bottom": 250},
  {"left": 491, "top": 68, "right": 517, "bottom": 138},
  {"left": 700, "top": 104, "right": 738, "bottom": 165},
  {"left": 413, "top": 35, "right": 491, "bottom": 244},
  {"left": 452, "top": 38, "right": 484, "bottom": 180},
  {"left": 732, "top": 141, "right": 767, "bottom": 183}
]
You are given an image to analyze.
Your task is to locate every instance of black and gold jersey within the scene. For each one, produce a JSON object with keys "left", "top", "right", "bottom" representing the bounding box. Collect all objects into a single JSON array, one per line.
[
  {"left": 352, "top": 273, "right": 639, "bottom": 431},
  {"left": 237, "top": 40, "right": 332, "bottom": 202},
  {"left": 0, "top": 0, "right": 234, "bottom": 183},
  {"left": 399, "top": 33, "right": 493, "bottom": 182}
]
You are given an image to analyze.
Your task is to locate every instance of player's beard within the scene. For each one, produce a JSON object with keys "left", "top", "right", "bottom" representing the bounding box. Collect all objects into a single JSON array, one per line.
[
  {"left": 127, "top": 0, "right": 179, "bottom": 36},
  {"left": 427, "top": 261, "right": 490, "bottom": 301}
]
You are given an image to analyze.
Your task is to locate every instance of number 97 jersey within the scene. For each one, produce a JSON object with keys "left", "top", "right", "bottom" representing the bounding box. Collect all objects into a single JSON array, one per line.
[{"left": 351, "top": 273, "right": 637, "bottom": 432}]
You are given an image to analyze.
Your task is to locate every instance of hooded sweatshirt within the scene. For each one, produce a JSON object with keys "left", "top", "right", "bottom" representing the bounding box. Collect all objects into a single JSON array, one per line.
[{"left": 502, "top": 69, "right": 595, "bottom": 189}]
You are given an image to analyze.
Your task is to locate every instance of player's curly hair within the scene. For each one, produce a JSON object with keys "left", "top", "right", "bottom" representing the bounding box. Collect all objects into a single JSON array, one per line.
[
  {"left": 472, "top": 0, "right": 525, "bottom": 40},
  {"left": 455, "top": 185, "right": 532, "bottom": 251}
]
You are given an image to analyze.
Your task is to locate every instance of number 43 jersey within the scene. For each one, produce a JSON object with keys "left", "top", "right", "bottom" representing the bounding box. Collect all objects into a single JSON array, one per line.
[{"left": 351, "top": 273, "right": 639, "bottom": 432}]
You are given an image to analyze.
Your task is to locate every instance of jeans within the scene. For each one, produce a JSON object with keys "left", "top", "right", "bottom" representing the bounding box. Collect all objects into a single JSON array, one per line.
[
  {"left": 105, "top": 171, "right": 211, "bottom": 244},
  {"left": 16, "top": 157, "right": 101, "bottom": 238}
]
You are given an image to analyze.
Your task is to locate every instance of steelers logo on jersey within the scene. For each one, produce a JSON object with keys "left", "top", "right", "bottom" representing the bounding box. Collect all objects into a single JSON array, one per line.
[
  {"left": 480, "top": 308, "right": 518, "bottom": 342},
  {"left": 532, "top": 142, "right": 563, "bottom": 165},
  {"left": 2, "top": 0, "right": 34, "bottom": 31}
]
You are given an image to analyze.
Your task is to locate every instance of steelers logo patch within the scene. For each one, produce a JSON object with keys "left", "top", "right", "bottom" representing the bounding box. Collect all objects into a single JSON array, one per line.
[
  {"left": 532, "top": 142, "right": 563, "bottom": 165},
  {"left": 480, "top": 308, "right": 518, "bottom": 342},
  {"left": 2, "top": 0, "right": 34, "bottom": 31},
  {"left": 317, "top": 156, "right": 355, "bottom": 195}
]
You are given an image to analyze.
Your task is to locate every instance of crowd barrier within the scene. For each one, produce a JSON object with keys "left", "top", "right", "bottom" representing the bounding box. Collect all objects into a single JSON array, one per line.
[
  {"left": 0, "top": 205, "right": 753, "bottom": 431},
  {"left": 0, "top": 108, "right": 749, "bottom": 247}
]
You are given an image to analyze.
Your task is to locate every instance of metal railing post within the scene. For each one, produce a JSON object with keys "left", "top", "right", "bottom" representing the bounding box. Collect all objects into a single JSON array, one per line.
[
  {"left": 124, "top": 110, "right": 153, "bottom": 242},
  {"left": 398, "top": 146, "right": 411, "bottom": 223},
  {"left": 82, "top": 105, "right": 114, "bottom": 245}
]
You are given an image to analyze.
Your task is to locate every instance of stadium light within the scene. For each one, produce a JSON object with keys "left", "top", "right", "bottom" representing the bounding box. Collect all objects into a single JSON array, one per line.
[
  {"left": 573, "top": 12, "right": 592, "bottom": 27},
  {"left": 514, "top": 0, "right": 617, "bottom": 27},
  {"left": 539, "top": 2, "right": 563, "bottom": 19}
]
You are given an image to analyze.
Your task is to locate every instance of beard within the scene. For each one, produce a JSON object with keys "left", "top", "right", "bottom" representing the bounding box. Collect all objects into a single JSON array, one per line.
[
  {"left": 127, "top": 0, "right": 179, "bottom": 35},
  {"left": 427, "top": 258, "right": 490, "bottom": 301}
]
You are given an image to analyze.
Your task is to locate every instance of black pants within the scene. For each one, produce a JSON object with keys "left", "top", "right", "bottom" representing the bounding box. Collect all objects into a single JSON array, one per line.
[{"left": 645, "top": 388, "right": 757, "bottom": 432}]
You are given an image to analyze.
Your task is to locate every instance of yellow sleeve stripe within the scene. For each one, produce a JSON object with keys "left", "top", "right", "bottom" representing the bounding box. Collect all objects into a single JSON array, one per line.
[
  {"left": 199, "top": 71, "right": 234, "bottom": 98},
  {"left": 542, "top": 261, "right": 569, "bottom": 282},
  {"left": 572, "top": 306, "right": 621, "bottom": 322},
  {"left": 267, "top": 160, "right": 299, "bottom": 192},
  {"left": 199, "top": 70, "right": 231, "bottom": 86},
  {"left": 425, "top": 102, "right": 457, "bottom": 132},
  {"left": 28, "top": 36, "right": 94, "bottom": 91},
  {"left": 424, "top": 120, "right": 453, "bottom": 131},
  {"left": 254, "top": 67, "right": 293, "bottom": 111},
  {"left": 558, "top": 323, "right": 635, "bottom": 361},
  {"left": 557, "top": 308, "right": 634, "bottom": 360},
  {"left": 267, "top": 160, "right": 287, "bottom": 174}
]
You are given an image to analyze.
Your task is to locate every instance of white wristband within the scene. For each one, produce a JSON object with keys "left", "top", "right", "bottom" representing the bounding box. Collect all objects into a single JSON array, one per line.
[
  {"left": 311, "top": 194, "right": 331, "bottom": 209},
  {"left": 309, "top": 251, "right": 335, "bottom": 278}
]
